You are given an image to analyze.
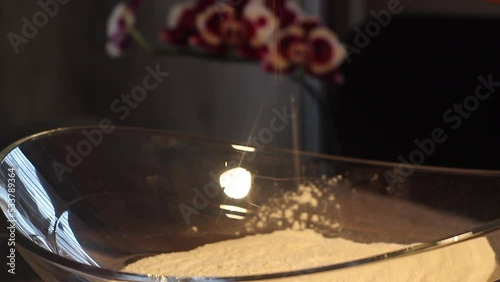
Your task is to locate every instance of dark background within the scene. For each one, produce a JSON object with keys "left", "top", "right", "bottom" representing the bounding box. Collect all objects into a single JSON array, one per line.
[
  {"left": 335, "top": 15, "right": 500, "bottom": 170},
  {"left": 2, "top": 0, "right": 500, "bottom": 281}
]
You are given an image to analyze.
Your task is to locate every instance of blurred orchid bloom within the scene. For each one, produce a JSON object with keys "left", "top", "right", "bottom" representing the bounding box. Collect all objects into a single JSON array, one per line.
[
  {"left": 106, "top": 0, "right": 346, "bottom": 82},
  {"left": 161, "top": 0, "right": 216, "bottom": 45},
  {"left": 263, "top": 18, "right": 346, "bottom": 81},
  {"left": 179, "top": 0, "right": 278, "bottom": 59},
  {"left": 105, "top": 1, "right": 140, "bottom": 58},
  {"left": 262, "top": 0, "right": 302, "bottom": 28}
]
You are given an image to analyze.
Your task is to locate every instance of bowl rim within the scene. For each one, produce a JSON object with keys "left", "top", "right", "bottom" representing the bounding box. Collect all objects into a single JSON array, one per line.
[
  {"left": 3, "top": 126, "right": 500, "bottom": 281},
  {"left": 3, "top": 125, "right": 500, "bottom": 176}
]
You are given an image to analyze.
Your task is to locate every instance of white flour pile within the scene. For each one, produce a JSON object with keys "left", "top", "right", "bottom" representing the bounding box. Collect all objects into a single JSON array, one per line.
[{"left": 122, "top": 229, "right": 498, "bottom": 282}]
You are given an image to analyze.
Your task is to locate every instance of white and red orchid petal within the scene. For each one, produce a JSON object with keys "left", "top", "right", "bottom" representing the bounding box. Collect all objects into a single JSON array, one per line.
[
  {"left": 264, "top": 0, "right": 302, "bottom": 28},
  {"left": 107, "top": 2, "right": 135, "bottom": 36},
  {"left": 276, "top": 25, "right": 306, "bottom": 56},
  {"left": 217, "top": 0, "right": 254, "bottom": 16},
  {"left": 196, "top": 4, "right": 235, "bottom": 46},
  {"left": 189, "top": 34, "right": 226, "bottom": 54},
  {"left": 196, "top": 0, "right": 217, "bottom": 10},
  {"left": 307, "top": 27, "right": 346, "bottom": 75},
  {"left": 243, "top": 1, "right": 278, "bottom": 48},
  {"left": 106, "top": 42, "right": 124, "bottom": 58},
  {"left": 263, "top": 47, "right": 291, "bottom": 72},
  {"left": 281, "top": 24, "right": 306, "bottom": 38},
  {"left": 283, "top": 0, "right": 303, "bottom": 22},
  {"left": 106, "top": 2, "right": 136, "bottom": 57},
  {"left": 106, "top": 28, "right": 131, "bottom": 57},
  {"left": 263, "top": 25, "right": 303, "bottom": 71},
  {"left": 167, "top": 1, "right": 196, "bottom": 28},
  {"left": 164, "top": 1, "right": 207, "bottom": 45}
]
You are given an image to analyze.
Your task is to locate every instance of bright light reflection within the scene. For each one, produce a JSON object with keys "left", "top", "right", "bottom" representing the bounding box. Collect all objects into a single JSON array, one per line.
[
  {"left": 219, "top": 168, "right": 252, "bottom": 199},
  {"left": 220, "top": 204, "right": 249, "bottom": 214},
  {"left": 231, "top": 145, "right": 256, "bottom": 153},
  {"left": 225, "top": 214, "right": 246, "bottom": 220}
]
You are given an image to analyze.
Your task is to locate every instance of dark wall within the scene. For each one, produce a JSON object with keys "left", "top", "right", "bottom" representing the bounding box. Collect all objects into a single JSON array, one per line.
[
  {"left": 335, "top": 15, "right": 500, "bottom": 170},
  {"left": 0, "top": 0, "right": 297, "bottom": 150},
  {"left": 0, "top": 1, "right": 128, "bottom": 141}
]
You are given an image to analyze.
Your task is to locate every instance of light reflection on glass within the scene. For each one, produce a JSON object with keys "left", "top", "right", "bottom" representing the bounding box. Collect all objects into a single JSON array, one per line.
[
  {"left": 219, "top": 167, "right": 252, "bottom": 199},
  {"left": 226, "top": 213, "right": 245, "bottom": 220},
  {"left": 225, "top": 214, "right": 246, "bottom": 220},
  {"left": 2, "top": 148, "right": 99, "bottom": 265},
  {"left": 3, "top": 148, "right": 57, "bottom": 250},
  {"left": 220, "top": 204, "right": 249, "bottom": 214},
  {"left": 231, "top": 145, "right": 256, "bottom": 153},
  {"left": 55, "top": 212, "right": 99, "bottom": 266}
]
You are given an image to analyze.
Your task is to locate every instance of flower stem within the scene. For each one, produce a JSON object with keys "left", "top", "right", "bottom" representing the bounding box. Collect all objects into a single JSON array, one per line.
[
  {"left": 128, "top": 27, "right": 154, "bottom": 54},
  {"left": 153, "top": 48, "right": 257, "bottom": 64},
  {"left": 128, "top": 28, "right": 258, "bottom": 63}
]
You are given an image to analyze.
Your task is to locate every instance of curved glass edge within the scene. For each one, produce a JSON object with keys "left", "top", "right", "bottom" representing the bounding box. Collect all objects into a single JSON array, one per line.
[
  {"left": 2, "top": 126, "right": 500, "bottom": 177},
  {"left": 1, "top": 126, "right": 500, "bottom": 281}
]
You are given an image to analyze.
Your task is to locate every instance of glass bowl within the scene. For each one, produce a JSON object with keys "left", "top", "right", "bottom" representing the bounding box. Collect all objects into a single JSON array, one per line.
[{"left": 1, "top": 127, "right": 499, "bottom": 281}]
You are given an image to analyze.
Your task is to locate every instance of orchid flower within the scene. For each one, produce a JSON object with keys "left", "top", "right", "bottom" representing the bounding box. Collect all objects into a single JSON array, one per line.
[
  {"left": 106, "top": 0, "right": 346, "bottom": 83},
  {"left": 263, "top": 18, "right": 346, "bottom": 81},
  {"left": 165, "top": 0, "right": 278, "bottom": 59},
  {"left": 263, "top": 0, "right": 302, "bottom": 28},
  {"left": 160, "top": 0, "right": 217, "bottom": 45},
  {"left": 105, "top": 1, "right": 141, "bottom": 58}
]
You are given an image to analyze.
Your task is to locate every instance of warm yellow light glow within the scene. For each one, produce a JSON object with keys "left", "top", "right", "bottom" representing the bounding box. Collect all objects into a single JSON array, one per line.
[
  {"left": 219, "top": 167, "right": 252, "bottom": 199},
  {"left": 231, "top": 145, "right": 256, "bottom": 153}
]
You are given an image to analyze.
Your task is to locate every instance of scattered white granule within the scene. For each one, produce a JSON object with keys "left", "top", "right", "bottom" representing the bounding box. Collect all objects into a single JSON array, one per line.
[
  {"left": 256, "top": 221, "right": 265, "bottom": 229},
  {"left": 311, "top": 214, "right": 319, "bottom": 222},
  {"left": 284, "top": 209, "right": 294, "bottom": 219}
]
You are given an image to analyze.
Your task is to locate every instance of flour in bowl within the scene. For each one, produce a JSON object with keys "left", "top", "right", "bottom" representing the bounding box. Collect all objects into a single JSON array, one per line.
[{"left": 121, "top": 229, "right": 498, "bottom": 281}]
